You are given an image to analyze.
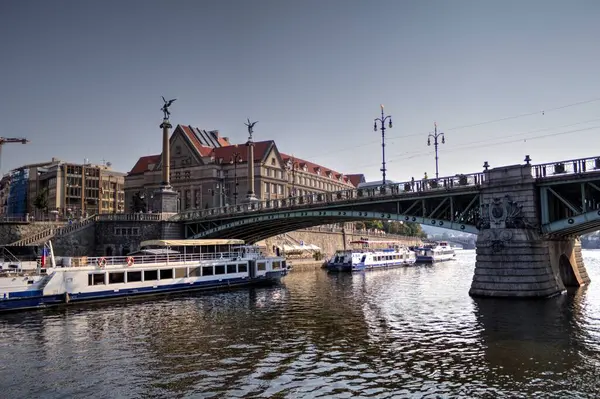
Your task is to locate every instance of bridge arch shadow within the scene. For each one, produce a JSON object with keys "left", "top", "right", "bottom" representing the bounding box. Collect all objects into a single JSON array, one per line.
[
  {"left": 187, "top": 209, "right": 479, "bottom": 243},
  {"left": 558, "top": 254, "right": 578, "bottom": 287}
]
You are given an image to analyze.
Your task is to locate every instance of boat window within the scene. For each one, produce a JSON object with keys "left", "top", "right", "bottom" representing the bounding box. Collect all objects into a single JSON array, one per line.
[
  {"left": 160, "top": 269, "right": 173, "bottom": 279},
  {"left": 272, "top": 261, "right": 281, "bottom": 270},
  {"left": 144, "top": 270, "right": 158, "bottom": 281},
  {"left": 238, "top": 263, "right": 248, "bottom": 273},
  {"left": 282, "top": 260, "right": 286, "bottom": 269},
  {"left": 202, "top": 266, "right": 214, "bottom": 276},
  {"left": 174, "top": 268, "right": 187, "bottom": 278},
  {"left": 189, "top": 267, "right": 201, "bottom": 277},
  {"left": 257, "top": 262, "right": 266, "bottom": 271},
  {"left": 88, "top": 273, "right": 105, "bottom": 286},
  {"left": 227, "top": 264, "right": 237, "bottom": 273},
  {"left": 109, "top": 272, "right": 125, "bottom": 284},
  {"left": 215, "top": 265, "right": 225, "bottom": 275},
  {"left": 361, "top": 255, "right": 366, "bottom": 262},
  {"left": 127, "top": 271, "right": 142, "bottom": 282}
]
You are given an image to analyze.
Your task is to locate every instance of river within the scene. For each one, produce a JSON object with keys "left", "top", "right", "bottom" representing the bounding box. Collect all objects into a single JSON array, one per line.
[{"left": 1, "top": 250, "right": 600, "bottom": 398}]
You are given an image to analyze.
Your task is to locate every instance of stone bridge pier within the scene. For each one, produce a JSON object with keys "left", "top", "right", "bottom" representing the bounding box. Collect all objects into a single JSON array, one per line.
[{"left": 470, "top": 164, "right": 590, "bottom": 298}]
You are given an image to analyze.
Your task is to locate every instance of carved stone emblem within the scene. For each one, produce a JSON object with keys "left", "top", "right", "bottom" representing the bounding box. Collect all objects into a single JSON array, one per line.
[
  {"left": 476, "top": 195, "right": 536, "bottom": 230},
  {"left": 481, "top": 229, "right": 513, "bottom": 252}
]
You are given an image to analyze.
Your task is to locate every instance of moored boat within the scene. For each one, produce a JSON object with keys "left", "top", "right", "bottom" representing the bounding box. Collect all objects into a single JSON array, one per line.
[
  {"left": 327, "top": 239, "right": 416, "bottom": 272},
  {"left": 0, "top": 239, "right": 288, "bottom": 313},
  {"left": 414, "top": 241, "right": 456, "bottom": 263}
]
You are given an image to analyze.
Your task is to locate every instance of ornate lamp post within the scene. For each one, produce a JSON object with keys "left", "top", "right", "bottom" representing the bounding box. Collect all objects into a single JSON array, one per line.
[
  {"left": 374, "top": 104, "right": 392, "bottom": 184},
  {"left": 286, "top": 156, "right": 299, "bottom": 197},
  {"left": 427, "top": 122, "right": 445, "bottom": 179},
  {"left": 230, "top": 148, "right": 242, "bottom": 205}
]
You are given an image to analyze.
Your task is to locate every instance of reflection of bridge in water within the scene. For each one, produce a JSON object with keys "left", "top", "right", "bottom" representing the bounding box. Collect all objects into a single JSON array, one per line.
[{"left": 176, "top": 155, "right": 600, "bottom": 298}]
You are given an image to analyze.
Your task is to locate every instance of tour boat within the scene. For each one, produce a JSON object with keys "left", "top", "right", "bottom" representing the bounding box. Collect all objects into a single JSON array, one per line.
[
  {"left": 414, "top": 241, "right": 456, "bottom": 263},
  {"left": 326, "top": 239, "right": 416, "bottom": 272},
  {"left": 0, "top": 239, "right": 288, "bottom": 313}
]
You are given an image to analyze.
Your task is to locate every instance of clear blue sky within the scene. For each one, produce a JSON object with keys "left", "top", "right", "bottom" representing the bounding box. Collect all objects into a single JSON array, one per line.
[{"left": 1, "top": 0, "right": 599, "bottom": 182}]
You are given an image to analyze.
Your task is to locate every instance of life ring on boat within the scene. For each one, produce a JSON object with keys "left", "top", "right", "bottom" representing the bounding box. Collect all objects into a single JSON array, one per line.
[
  {"left": 98, "top": 257, "right": 107, "bottom": 267},
  {"left": 127, "top": 256, "right": 135, "bottom": 267}
]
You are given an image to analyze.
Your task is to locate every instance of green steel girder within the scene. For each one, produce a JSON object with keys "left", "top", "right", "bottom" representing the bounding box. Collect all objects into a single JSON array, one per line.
[
  {"left": 542, "top": 209, "right": 600, "bottom": 237},
  {"left": 189, "top": 209, "right": 478, "bottom": 242}
]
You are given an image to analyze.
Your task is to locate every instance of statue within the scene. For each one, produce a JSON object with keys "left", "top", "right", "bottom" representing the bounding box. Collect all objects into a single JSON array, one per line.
[
  {"left": 161, "top": 96, "right": 177, "bottom": 120},
  {"left": 244, "top": 118, "right": 258, "bottom": 140}
]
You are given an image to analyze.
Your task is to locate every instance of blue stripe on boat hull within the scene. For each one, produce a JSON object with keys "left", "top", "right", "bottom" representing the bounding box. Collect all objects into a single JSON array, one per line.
[
  {"left": 327, "top": 261, "right": 416, "bottom": 272},
  {"left": 0, "top": 274, "right": 284, "bottom": 313}
]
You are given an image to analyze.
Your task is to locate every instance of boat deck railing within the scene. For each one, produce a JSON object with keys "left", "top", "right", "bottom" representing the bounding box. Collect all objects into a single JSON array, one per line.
[{"left": 63, "top": 252, "right": 257, "bottom": 268}]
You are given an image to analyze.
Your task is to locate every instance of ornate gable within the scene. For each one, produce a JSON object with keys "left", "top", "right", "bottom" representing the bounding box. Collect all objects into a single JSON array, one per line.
[{"left": 155, "top": 126, "right": 205, "bottom": 170}]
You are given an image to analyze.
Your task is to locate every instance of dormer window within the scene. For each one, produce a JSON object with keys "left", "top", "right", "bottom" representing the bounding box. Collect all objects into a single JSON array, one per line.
[
  {"left": 326, "top": 171, "right": 332, "bottom": 178},
  {"left": 303, "top": 164, "right": 308, "bottom": 172},
  {"left": 315, "top": 168, "right": 321, "bottom": 175},
  {"left": 271, "top": 158, "right": 276, "bottom": 166}
]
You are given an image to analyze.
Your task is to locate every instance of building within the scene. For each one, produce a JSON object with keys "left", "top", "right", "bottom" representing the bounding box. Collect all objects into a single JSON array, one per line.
[
  {"left": 125, "top": 124, "right": 362, "bottom": 212},
  {"left": 0, "top": 174, "right": 10, "bottom": 216},
  {"left": 3, "top": 159, "right": 126, "bottom": 218}
]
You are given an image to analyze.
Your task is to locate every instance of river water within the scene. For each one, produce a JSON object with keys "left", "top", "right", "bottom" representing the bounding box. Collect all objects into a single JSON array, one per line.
[{"left": 1, "top": 251, "right": 600, "bottom": 398}]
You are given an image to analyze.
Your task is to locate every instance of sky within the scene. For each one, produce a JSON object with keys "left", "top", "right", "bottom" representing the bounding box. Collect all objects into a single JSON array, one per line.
[{"left": 1, "top": 0, "right": 600, "bottom": 182}]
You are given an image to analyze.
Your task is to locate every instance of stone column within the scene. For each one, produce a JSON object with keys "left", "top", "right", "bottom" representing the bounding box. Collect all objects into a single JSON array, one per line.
[
  {"left": 152, "top": 118, "right": 178, "bottom": 214},
  {"left": 469, "top": 164, "right": 590, "bottom": 298},
  {"left": 160, "top": 119, "right": 172, "bottom": 187},
  {"left": 243, "top": 139, "right": 258, "bottom": 202}
]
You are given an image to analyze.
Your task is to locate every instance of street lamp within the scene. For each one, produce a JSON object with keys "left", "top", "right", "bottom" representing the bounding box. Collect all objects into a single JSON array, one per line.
[
  {"left": 374, "top": 104, "right": 392, "bottom": 185},
  {"left": 427, "top": 122, "right": 445, "bottom": 179},
  {"left": 230, "top": 149, "right": 242, "bottom": 205},
  {"left": 286, "top": 155, "right": 299, "bottom": 197}
]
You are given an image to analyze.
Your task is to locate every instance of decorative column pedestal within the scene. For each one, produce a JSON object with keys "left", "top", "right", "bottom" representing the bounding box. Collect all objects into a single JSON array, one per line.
[
  {"left": 469, "top": 164, "right": 590, "bottom": 298},
  {"left": 152, "top": 118, "right": 178, "bottom": 214}
]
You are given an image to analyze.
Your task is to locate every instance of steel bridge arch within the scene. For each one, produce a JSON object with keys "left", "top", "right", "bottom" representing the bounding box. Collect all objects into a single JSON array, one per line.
[{"left": 188, "top": 209, "right": 478, "bottom": 243}]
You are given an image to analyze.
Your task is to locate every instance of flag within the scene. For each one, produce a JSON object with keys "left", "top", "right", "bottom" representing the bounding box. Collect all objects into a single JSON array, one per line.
[{"left": 41, "top": 247, "right": 49, "bottom": 267}]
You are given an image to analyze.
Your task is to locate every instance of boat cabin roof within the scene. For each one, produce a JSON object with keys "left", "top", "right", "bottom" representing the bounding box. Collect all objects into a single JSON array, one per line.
[
  {"left": 140, "top": 239, "right": 245, "bottom": 247},
  {"left": 128, "top": 248, "right": 180, "bottom": 256}
]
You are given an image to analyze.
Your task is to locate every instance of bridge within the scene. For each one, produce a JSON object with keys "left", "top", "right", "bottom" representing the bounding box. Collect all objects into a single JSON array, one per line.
[{"left": 175, "top": 155, "right": 600, "bottom": 299}]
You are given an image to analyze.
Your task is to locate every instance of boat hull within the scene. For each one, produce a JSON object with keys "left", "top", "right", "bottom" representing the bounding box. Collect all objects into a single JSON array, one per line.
[
  {"left": 0, "top": 273, "right": 284, "bottom": 313},
  {"left": 327, "top": 259, "right": 416, "bottom": 272},
  {"left": 415, "top": 254, "right": 456, "bottom": 263}
]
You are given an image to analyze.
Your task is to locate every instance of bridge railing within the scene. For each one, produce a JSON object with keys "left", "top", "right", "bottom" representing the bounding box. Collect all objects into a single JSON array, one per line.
[
  {"left": 174, "top": 171, "right": 486, "bottom": 222},
  {"left": 533, "top": 156, "right": 600, "bottom": 178}
]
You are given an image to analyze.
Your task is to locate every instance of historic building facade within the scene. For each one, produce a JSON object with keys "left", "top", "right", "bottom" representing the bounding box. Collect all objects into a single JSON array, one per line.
[{"left": 125, "top": 124, "right": 364, "bottom": 213}]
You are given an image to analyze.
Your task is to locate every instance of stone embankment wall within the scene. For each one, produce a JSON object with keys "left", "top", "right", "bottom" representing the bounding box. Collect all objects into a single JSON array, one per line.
[
  {"left": 0, "top": 222, "right": 66, "bottom": 245},
  {"left": 264, "top": 228, "right": 422, "bottom": 258}
]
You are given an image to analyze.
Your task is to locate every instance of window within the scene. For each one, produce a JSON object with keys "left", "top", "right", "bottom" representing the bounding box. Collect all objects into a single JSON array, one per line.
[
  {"left": 257, "top": 262, "right": 266, "bottom": 271},
  {"left": 88, "top": 273, "right": 105, "bottom": 286},
  {"left": 160, "top": 269, "right": 173, "bottom": 279},
  {"left": 272, "top": 261, "right": 281, "bottom": 270},
  {"left": 174, "top": 268, "right": 187, "bottom": 278},
  {"left": 127, "top": 271, "right": 142, "bottom": 282},
  {"left": 202, "top": 266, "right": 214, "bottom": 276},
  {"left": 144, "top": 270, "right": 158, "bottom": 281},
  {"left": 189, "top": 267, "right": 201, "bottom": 277},
  {"left": 227, "top": 264, "right": 237, "bottom": 273},
  {"left": 238, "top": 263, "right": 248, "bottom": 273},
  {"left": 109, "top": 272, "right": 125, "bottom": 284},
  {"left": 215, "top": 265, "right": 225, "bottom": 275}
]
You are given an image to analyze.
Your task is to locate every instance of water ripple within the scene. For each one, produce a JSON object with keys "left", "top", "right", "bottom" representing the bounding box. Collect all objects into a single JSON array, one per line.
[{"left": 1, "top": 250, "right": 600, "bottom": 398}]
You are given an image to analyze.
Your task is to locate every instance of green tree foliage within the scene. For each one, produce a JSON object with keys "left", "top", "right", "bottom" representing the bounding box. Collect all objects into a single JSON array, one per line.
[
  {"left": 356, "top": 219, "right": 426, "bottom": 238},
  {"left": 33, "top": 188, "right": 49, "bottom": 212}
]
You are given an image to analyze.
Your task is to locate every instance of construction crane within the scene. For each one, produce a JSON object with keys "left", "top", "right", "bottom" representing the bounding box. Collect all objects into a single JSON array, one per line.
[{"left": 0, "top": 137, "right": 29, "bottom": 173}]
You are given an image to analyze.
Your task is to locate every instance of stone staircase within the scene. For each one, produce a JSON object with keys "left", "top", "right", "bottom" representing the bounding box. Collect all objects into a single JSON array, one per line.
[{"left": 8, "top": 215, "right": 97, "bottom": 247}]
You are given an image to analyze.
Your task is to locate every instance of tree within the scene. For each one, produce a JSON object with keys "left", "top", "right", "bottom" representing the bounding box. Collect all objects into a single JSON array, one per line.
[
  {"left": 33, "top": 188, "right": 49, "bottom": 213},
  {"left": 355, "top": 221, "right": 366, "bottom": 230}
]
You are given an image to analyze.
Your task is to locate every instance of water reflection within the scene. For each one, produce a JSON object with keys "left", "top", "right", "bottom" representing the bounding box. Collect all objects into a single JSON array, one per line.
[{"left": 0, "top": 251, "right": 599, "bottom": 398}]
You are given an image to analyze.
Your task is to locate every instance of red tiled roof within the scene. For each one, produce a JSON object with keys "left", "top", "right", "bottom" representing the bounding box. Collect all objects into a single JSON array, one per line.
[
  {"left": 280, "top": 153, "right": 351, "bottom": 184},
  {"left": 346, "top": 174, "right": 365, "bottom": 187},
  {"left": 129, "top": 155, "right": 161, "bottom": 175},
  {"left": 179, "top": 125, "right": 214, "bottom": 157},
  {"left": 212, "top": 141, "right": 274, "bottom": 163}
]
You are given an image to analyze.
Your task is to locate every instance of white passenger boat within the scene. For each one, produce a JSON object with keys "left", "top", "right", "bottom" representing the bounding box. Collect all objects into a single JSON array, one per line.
[
  {"left": 414, "top": 241, "right": 456, "bottom": 263},
  {"left": 326, "top": 239, "right": 416, "bottom": 272},
  {"left": 0, "top": 239, "right": 288, "bottom": 312}
]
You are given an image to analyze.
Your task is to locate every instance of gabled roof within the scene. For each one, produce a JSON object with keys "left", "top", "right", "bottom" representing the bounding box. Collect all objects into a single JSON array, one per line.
[
  {"left": 280, "top": 153, "right": 350, "bottom": 184},
  {"left": 212, "top": 141, "right": 275, "bottom": 163},
  {"left": 178, "top": 125, "right": 218, "bottom": 157},
  {"left": 128, "top": 155, "right": 161, "bottom": 175},
  {"left": 346, "top": 174, "right": 366, "bottom": 187}
]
